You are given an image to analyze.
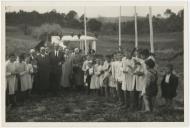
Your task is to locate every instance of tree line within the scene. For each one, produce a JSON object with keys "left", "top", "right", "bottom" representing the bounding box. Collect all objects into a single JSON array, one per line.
[{"left": 6, "top": 8, "right": 183, "bottom": 35}]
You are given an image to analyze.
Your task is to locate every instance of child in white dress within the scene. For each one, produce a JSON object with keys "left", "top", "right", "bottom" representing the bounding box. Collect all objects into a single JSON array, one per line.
[
  {"left": 90, "top": 58, "right": 100, "bottom": 95},
  {"left": 115, "top": 52, "right": 124, "bottom": 105},
  {"left": 122, "top": 51, "right": 135, "bottom": 107}
]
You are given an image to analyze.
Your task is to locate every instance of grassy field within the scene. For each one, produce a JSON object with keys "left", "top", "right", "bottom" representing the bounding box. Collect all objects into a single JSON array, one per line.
[
  {"left": 6, "top": 90, "right": 184, "bottom": 122},
  {"left": 5, "top": 26, "right": 184, "bottom": 122}
]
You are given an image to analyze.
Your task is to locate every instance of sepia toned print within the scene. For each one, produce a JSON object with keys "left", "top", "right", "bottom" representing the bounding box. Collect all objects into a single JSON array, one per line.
[{"left": 1, "top": 1, "right": 187, "bottom": 126}]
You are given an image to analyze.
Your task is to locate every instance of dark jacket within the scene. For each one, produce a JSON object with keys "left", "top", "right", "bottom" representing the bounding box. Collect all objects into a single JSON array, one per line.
[
  {"left": 49, "top": 50, "right": 65, "bottom": 74},
  {"left": 145, "top": 69, "right": 158, "bottom": 97},
  {"left": 161, "top": 73, "right": 178, "bottom": 99}
]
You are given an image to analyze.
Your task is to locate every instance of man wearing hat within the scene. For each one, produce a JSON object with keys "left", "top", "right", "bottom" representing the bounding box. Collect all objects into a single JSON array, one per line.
[{"left": 49, "top": 43, "right": 65, "bottom": 96}]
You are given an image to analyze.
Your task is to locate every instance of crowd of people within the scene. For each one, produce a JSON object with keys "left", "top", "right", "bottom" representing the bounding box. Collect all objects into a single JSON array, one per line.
[{"left": 6, "top": 43, "right": 179, "bottom": 112}]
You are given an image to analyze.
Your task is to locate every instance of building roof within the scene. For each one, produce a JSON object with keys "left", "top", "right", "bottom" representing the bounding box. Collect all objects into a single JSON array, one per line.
[{"left": 61, "top": 35, "right": 97, "bottom": 41}]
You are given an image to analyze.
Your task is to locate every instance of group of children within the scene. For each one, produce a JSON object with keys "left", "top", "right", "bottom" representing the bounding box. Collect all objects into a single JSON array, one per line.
[
  {"left": 6, "top": 53, "right": 34, "bottom": 107},
  {"left": 6, "top": 47, "right": 179, "bottom": 112},
  {"left": 83, "top": 49, "right": 178, "bottom": 112}
]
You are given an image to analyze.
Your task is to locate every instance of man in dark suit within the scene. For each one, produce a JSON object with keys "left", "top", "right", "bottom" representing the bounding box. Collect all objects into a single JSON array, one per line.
[
  {"left": 49, "top": 43, "right": 65, "bottom": 95},
  {"left": 36, "top": 47, "right": 50, "bottom": 95},
  {"left": 161, "top": 64, "right": 178, "bottom": 108}
]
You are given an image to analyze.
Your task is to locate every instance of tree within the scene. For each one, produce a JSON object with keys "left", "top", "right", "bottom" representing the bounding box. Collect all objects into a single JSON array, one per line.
[
  {"left": 79, "top": 14, "right": 88, "bottom": 23},
  {"left": 87, "top": 19, "right": 102, "bottom": 32},
  {"left": 177, "top": 9, "right": 184, "bottom": 31},
  {"left": 65, "top": 10, "right": 78, "bottom": 20},
  {"left": 177, "top": 9, "right": 184, "bottom": 18},
  {"left": 164, "top": 9, "right": 174, "bottom": 17}
]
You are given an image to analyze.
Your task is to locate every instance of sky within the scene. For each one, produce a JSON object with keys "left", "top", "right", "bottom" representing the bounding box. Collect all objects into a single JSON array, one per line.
[{"left": 6, "top": 6, "right": 184, "bottom": 17}]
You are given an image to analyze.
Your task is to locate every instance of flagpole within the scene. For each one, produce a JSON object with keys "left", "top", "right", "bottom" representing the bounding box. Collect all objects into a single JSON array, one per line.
[
  {"left": 149, "top": 6, "right": 154, "bottom": 53},
  {"left": 119, "top": 6, "right": 121, "bottom": 51},
  {"left": 134, "top": 6, "right": 138, "bottom": 49},
  {"left": 84, "top": 7, "right": 87, "bottom": 54}
]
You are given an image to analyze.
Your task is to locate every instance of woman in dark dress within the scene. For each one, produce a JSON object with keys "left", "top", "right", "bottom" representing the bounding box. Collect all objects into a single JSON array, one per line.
[
  {"left": 161, "top": 64, "right": 178, "bottom": 108},
  {"left": 71, "top": 48, "right": 84, "bottom": 90}
]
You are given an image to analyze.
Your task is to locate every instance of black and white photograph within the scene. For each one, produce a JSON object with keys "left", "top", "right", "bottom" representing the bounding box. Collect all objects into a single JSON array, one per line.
[{"left": 1, "top": 1, "right": 189, "bottom": 127}]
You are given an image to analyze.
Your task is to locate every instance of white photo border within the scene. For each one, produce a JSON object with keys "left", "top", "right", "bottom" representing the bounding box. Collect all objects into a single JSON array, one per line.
[{"left": 0, "top": 0, "right": 189, "bottom": 127}]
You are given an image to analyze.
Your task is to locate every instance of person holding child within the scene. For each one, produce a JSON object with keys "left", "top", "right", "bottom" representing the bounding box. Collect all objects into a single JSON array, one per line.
[
  {"left": 142, "top": 59, "right": 158, "bottom": 112},
  {"left": 132, "top": 49, "right": 147, "bottom": 110},
  {"left": 122, "top": 51, "right": 135, "bottom": 108}
]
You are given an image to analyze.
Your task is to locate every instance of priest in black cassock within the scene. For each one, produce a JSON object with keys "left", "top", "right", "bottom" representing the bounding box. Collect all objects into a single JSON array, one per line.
[{"left": 49, "top": 43, "right": 65, "bottom": 95}]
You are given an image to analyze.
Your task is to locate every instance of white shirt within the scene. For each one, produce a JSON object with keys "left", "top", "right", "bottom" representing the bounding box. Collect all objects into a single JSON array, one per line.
[
  {"left": 89, "top": 67, "right": 94, "bottom": 75},
  {"left": 41, "top": 54, "right": 45, "bottom": 58},
  {"left": 55, "top": 51, "right": 59, "bottom": 57},
  {"left": 30, "top": 55, "right": 34, "bottom": 60},
  {"left": 165, "top": 74, "right": 171, "bottom": 83},
  {"left": 115, "top": 61, "right": 123, "bottom": 82},
  {"left": 132, "top": 57, "right": 147, "bottom": 91},
  {"left": 82, "top": 60, "right": 90, "bottom": 72}
]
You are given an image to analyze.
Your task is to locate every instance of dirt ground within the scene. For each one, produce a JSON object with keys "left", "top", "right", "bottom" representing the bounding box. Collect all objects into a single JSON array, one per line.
[{"left": 6, "top": 89, "right": 184, "bottom": 122}]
